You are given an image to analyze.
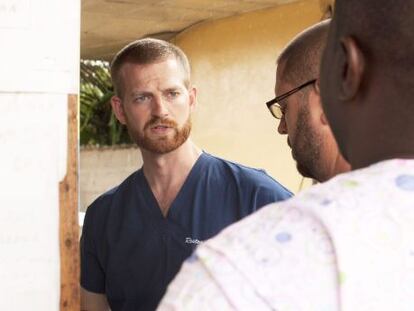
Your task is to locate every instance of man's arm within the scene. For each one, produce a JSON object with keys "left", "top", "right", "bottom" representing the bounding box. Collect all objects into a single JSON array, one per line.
[
  {"left": 80, "top": 201, "right": 109, "bottom": 311},
  {"left": 81, "top": 287, "right": 110, "bottom": 311}
]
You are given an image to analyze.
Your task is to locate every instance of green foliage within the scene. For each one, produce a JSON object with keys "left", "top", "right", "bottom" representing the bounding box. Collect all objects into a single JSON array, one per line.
[{"left": 80, "top": 60, "right": 131, "bottom": 146}]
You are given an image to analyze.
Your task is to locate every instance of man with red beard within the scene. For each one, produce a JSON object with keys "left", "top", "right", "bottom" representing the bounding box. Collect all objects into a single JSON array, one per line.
[
  {"left": 267, "top": 20, "right": 350, "bottom": 182},
  {"left": 80, "top": 38, "right": 292, "bottom": 311}
]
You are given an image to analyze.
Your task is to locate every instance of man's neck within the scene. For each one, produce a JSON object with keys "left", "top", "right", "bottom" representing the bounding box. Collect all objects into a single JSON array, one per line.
[
  {"left": 141, "top": 139, "right": 202, "bottom": 181},
  {"left": 318, "top": 144, "right": 351, "bottom": 182},
  {"left": 140, "top": 139, "right": 202, "bottom": 216},
  {"left": 347, "top": 127, "right": 414, "bottom": 170},
  {"left": 332, "top": 154, "right": 351, "bottom": 178},
  {"left": 351, "top": 152, "right": 414, "bottom": 171}
]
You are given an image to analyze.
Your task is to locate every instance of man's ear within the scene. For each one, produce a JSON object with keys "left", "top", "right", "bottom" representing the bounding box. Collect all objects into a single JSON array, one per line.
[
  {"left": 313, "top": 89, "right": 330, "bottom": 126},
  {"left": 339, "top": 36, "right": 365, "bottom": 101},
  {"left": 189, "top": 86, "right": 197, "bottom": 112},
  {"left": 111, "top": 95, "right": 127, "bottom": 125}
]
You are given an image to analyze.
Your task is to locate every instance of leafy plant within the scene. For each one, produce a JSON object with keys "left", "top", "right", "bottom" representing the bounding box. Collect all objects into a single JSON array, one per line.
[{"left": 80, "top": 59, "right": 131, "bottom": 146}]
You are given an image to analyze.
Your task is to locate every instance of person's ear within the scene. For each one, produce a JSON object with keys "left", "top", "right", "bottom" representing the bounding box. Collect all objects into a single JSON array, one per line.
[
  {"left": 314, "top": 90, "right": 330, "bottom": 126},
  {"left": 339, "top": 36, "right": 365, "bottom": 101},
  {"left": 311, "top": 82, "right": 329, "bottom": 126},
  {"left": 111, "top": 95, "right": 127, "bottom": 125},
  {"left": 189, "top": 86, "right": 197, "bottom": 112}
]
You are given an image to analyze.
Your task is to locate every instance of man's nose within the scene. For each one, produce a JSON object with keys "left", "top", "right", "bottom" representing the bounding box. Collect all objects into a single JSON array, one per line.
[
  {"left": 152, "top": 96, "right": 169, "bottom": 117},
  {"left": 277, "top": 117, "right": 287, "bottom": 135}
]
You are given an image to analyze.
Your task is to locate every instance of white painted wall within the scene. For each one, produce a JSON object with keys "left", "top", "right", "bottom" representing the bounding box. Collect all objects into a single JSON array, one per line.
[{"left": 0, "top": 1, "right": 80, "bottom": 310}]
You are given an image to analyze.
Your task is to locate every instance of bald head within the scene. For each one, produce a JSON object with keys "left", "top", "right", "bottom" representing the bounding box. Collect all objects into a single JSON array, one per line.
[{"left": 278, "top": 20, "right": 330, "bottom": 84}]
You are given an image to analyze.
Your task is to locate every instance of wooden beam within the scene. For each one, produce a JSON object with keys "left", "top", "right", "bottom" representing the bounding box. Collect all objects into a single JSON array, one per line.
[{"left": 59, "top": 94, "right": 80, "bottom": 311}]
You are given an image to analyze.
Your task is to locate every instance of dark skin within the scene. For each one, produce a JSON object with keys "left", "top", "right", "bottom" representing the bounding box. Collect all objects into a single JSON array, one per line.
[{"left": 320, "top": 0, "right": 414, "bottom": 170}]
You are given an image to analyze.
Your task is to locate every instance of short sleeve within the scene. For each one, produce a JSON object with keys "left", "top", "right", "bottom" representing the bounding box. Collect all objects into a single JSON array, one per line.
[
  {"left": 80, "top": 206, "right": 105, "bottom": 293},
  {"left": 253, "top": 180, "right": 293, "bottom": 212}
]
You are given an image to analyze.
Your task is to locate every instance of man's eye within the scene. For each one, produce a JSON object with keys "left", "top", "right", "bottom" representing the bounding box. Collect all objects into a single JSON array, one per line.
[
  {"left": 168, "top": 91, "right": 179, "bottom": 98},
  {"left": 134, "top": 95, "right": 149, "bottom": 102},
  {"left": 280, "top": 103, "right": 287, "bottom": 115}
]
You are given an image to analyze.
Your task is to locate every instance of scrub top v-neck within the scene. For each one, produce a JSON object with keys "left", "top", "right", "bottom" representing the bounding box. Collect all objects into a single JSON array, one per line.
[{"left": 136, "top": 151, "right": 208, "bottom": 220}]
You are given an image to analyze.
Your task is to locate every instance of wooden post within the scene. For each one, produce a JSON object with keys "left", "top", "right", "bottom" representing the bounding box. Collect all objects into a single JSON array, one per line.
[{"left": 59, "top": 94, "right": 80, "bottom": 310}]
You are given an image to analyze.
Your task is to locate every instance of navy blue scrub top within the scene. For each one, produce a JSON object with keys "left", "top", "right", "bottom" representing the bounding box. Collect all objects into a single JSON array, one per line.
[{"left": 81, "top": 152, "right": 292, "bottom": 311}]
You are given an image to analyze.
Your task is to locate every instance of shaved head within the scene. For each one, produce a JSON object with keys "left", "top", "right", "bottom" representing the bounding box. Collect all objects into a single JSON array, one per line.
[
  {"left": 320, "top": 0, "right": 414, "bottom": 169},
  {"left": 274, "top": 19, "right": 350, "bottom": 182},
  {"left": 335, "top": 0, "right": 414, "bottom": 78},
  {"left": 111, "top": 38, "right": 191, "bottom": 99},
  {"left": 277, "top": 20, "right": 330, "bottom": 84}
]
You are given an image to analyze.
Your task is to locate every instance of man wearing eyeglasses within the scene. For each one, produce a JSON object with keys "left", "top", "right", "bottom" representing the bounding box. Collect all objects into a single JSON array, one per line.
[{"left": 267, "top": 20, "right": 349, "bottom": 182}]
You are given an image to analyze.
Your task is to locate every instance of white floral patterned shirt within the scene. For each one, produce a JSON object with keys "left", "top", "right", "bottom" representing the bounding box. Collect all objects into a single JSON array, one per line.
[{"left": 158, "top": 159, "right": 414, "bottom": 311}]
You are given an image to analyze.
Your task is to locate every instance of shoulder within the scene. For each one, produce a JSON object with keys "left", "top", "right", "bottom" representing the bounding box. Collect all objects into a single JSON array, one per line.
[
  {"left": 198, "top": 170, "right": 357, "bottom": 259},
  {"left": 203, "top": 184, "right": 340, "bottom": 257},
  {"left": 291, "top": 159, "right": 414, "bottom": 225},
  {"left": 83, "top": 170, "right": 138, "bottom": 226},
  {"left": 185, "top": 199, "right": 338, "bottom": 308},
  {"left": 180, "top": 161, "right": 414, "bottom": 308},
  {"left": 202, "top": 152, "right": 292, "bottom": 195}
]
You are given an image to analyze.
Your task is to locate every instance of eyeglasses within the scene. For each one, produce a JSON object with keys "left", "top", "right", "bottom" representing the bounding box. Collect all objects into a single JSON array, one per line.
[{"left": 266, "top": 79, "right": 317, "bottom": 119}]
